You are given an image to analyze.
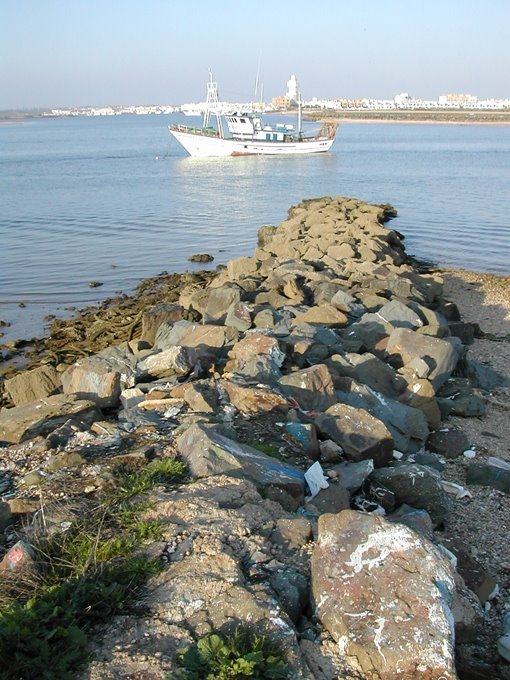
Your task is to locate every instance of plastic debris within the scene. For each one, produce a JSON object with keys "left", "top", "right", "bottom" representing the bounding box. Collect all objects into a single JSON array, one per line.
[
  {"left": 497, "top": 612, "right": 510, "bottom": 662},
  {"left": 487, "top": 456, "right": 510, "bottom": 471},
  {"left": 463, "top": 448, "right": 477, "bottom": 459},
  {"left": 304, "top": 461, "right": 329, "bottom": 499},
  {"left": 441, "top": 480, "right": 473, "bottom": 499}
]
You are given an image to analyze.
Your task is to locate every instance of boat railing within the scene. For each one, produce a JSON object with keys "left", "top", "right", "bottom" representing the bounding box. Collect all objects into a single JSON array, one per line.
[{"left": 172, "top": 124, "right": 220, "bottom": 138}]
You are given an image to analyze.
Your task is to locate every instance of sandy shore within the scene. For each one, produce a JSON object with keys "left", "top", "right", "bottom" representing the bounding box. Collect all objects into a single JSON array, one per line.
[{"left": 438, "top": 268, "right": 510, "bottom": 676}]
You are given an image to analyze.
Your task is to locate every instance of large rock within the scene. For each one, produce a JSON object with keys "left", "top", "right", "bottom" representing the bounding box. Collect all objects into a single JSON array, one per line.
[
  {"left": 311, "top": 510, "right": 457, "bottom": 680},
  {"left": 220, "top": 380, "right": 288, "bottom": 415},
  {"left": 175, "top": 423, "right": 305, "bottom": 505},
  {"left": 155, "top": 320, "right": 237, "bottom": 357},
  {"left": 202, "top": 285, "right": 242, "bottom": 324},
  {"left": 385, "top": 327, "right": 462, "bottom": 390},
  {"left": 278, "top": 363, "right": 337, "bottom": 412},
  {"left": 370, "top": 463, "right": 451, "bottom": 526},
  {"left": 292, "top": 304, "right": 348, "bottom": 328},
  {"left": 141, "top": 302, "right": 184, "bottom": 344},
  {"left": 315, "top": 403, "right": 393, "bottom": 467},
  {"left": 0, "top": 394, "right": 101, "bottom": 444},
  {"left": 327, "top": 352, "right": 399, "bottom": 398},
  {"left": 61, "top": 346, "right": 137, "bottom": 408},
  {"left": 335, "top": 381, "right": 429, "bottom": 453},
  {"left": 5, "top": 365, "right": 62, "bottom": 407},
  {"left": 227, "top": 333, "right": 285, "bottom": 382},
  {"left": 136, "top": 346, "right": 195, "bottom": 380}
]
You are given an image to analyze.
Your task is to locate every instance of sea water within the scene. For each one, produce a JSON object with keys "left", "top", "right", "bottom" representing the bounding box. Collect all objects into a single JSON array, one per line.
[{"left": 1, "top": 114, "right": 509, "bottom": 340}]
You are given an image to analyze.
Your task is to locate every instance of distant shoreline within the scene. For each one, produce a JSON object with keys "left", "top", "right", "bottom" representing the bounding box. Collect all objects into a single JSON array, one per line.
[
  {"left": 2, "top": 109, "right": 510, "bottom": 126},
  {"left": 305, "top": 110, "right": 510, "bottom": 126}
]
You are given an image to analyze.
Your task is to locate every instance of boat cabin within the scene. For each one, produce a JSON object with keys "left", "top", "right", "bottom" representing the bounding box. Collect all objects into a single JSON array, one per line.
[{"left": 225, "top": 114, "right": 295, "bottom": 142}]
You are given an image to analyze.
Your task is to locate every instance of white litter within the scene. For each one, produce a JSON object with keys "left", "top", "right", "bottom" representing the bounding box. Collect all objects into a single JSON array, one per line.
[
  {"left": 304, "top": 461, "right": 329, "bottom": 499},
  {"left": 488, "top": 456, "right": 510, "bottom": 471},
  {"left": 441, "top": 480, "right": 473, "bottom": 499},
  {"left": 463, "top": 449, "right": 477, "bottom": 459}
]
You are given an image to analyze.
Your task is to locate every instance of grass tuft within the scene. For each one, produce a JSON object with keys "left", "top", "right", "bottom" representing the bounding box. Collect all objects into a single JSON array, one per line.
[{"left": 0, "top": 455, "right": 188, "bottom": 679}]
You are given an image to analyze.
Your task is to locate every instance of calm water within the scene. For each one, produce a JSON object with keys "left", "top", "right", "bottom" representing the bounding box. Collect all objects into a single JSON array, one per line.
[{"left": 1, "top": 114, "right": 509, "bottom": 341}]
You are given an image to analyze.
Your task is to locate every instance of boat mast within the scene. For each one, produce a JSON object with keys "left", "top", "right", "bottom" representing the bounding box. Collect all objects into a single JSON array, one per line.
[
  {"left": 203, "top": 70, "right": 224, "bottom": 138},
  {"left": 297, "top": 88, "right": 302, "bottom": 137}
]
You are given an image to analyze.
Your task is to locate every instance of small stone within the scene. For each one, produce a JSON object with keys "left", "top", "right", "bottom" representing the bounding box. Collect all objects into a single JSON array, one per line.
[{"left": 188, "top": 253, "right": 214, "bottom": 263}]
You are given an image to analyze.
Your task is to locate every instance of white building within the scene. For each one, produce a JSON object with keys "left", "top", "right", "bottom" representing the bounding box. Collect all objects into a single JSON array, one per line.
[{"left": 286, "top": 75, "right": 299, "bottom": 102}]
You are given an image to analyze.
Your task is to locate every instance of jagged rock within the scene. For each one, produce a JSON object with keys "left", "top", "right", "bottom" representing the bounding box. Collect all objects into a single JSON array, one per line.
[
  {"left": 220, "top": 380, "right": 288, "bottom": 415},
  {"left": 154, "top": 320, "right": 237, "bottom": 357},
  {"left": 175, "top": 423, "right": 305, "bottom": 505},
  {"left": 292, "top": 304, "right": 348, "bottom": 328},
  {"left": 335, "top": 380, "right": 429, "bottom": 453},
  {"left": 0, "top": 540, "right": 36, "bottom": 575},
  {"left": 466, "top": 461, "right": 510, "bottom": 495},
  {"left": 370, "top": 463, "right": 451, "bottom": 526},
  {"left": 138, "top": 476, "right": 312, "bottom": 679},
  {"left": 385, "top": 327, "right": 462, "bottom": 390},
  {"left": 311, "top": 510, "right": 457, "bottom": 680},
  {"left": 427, "top": 425, "right": 469, "bottom": 459},
  {"left": 61, "top": 345, "right": 138, "bottom": 408},
  {"left": 285, "top": 422, "right": 320, "bottom": 459},
  {"left": 227, "top": 333, "right": 285, "bottom": 382},
  {"left": 0, "top": 394, "right": 101, "bottom": 444},
  {"left": 224, "top": 300, "right": 252, "bottom": 331},
  {"left": 271, "top": 517, "right": 313, "bottom": 551},
  {"left": 5, "top": 365, "right": 62, "bottom": 407},
  {"left": 329, "top": 459, "right": 374, "bottom": 493},
  {"left": 136, "top": 345, "right": 195, "bottom": 380},
  {"left": 398, "top": 377, "right": 441, "bottom": 429},
  {"left": 377, "top": 299, "right": 424, "bottom": 329},
  {"left": 202, "top": 285, "right": 242, "bottom": 324},
  {"left": 179, "top": 381, "right": 219, "bottom": 413},
  {"left": 463, "top": 358, "right": 510, "bottom": 391},
  {"left": 437, "top": 378, "right": 486, "bottom": 417},
  {"left": 141, "top": 302, "right": 184, "bottom": 344},
  {"left": 339, "top": 319, "right": 391, "bottom": 352},
  {"left": 387, "top": 503, "right": 434, "bottom": 540},
  {"left": 306, "top": 483, "right": 350, "bottom": 515},
  {"left": 327, "top": 352, "right": 399, "bottom": 398},
  {"left": 119, "top": 386, "right": 145, "bottom": 410},
  {"left": 315, "top": 403, "right": 393, "bottom": 467},
  {"left": 318, "top": 439, "right": 344, "bottom": 464},
  {"left": 278, "top": 363, "right": 337, "bottom": 412},
  {"left": 440, "top": 537, "right": 499, "bottom": 605},
  {"left": 269, "top": 570, "right": 308, "bottom": 623}
]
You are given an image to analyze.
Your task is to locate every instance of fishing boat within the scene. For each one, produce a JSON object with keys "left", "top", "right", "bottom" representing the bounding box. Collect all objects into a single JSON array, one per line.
[{"left": 169, "top": 72, "right": 337, "bottom": 157}]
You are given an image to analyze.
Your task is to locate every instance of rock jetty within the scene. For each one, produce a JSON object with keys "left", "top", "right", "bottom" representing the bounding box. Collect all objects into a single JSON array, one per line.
[{"left": 1, "top": 196, "right": 509, "bottom": 679}]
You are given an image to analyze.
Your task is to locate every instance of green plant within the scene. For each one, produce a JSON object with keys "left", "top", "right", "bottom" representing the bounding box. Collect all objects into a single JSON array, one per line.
[
  {"left": 246, "top": 441, "right": 285, "bottom": 462},
  {"left": 175, "top": 628, "right": 288, "bottom": 679}
]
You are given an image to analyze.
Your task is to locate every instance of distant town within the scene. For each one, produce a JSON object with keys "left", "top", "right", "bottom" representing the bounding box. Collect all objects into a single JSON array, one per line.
[{"left": 38, "top": 74, "right": 510, "bottom": 118}]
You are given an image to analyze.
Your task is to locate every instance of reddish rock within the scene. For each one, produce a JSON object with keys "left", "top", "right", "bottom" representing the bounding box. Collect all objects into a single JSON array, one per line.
[
  {"left": 311, "top": 510, "right": 457, "bottom": 680},
  {"left": 278, "top": 363, "right": 337, "bottom": 412}
]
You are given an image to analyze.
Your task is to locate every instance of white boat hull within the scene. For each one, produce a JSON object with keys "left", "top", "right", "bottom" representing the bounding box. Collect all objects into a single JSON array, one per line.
[{"left": 169, "top": 127, "right": 335, "bottom": 157}]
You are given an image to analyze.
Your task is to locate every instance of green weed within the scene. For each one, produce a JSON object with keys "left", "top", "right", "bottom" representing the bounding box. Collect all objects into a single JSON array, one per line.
[{"left": 174, "top": 628, "right": 288, "bottom": 679}]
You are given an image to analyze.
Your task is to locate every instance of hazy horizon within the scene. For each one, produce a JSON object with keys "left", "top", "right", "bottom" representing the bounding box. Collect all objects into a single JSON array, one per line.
[{"left": 1, "top": 0, "right": 509, "bottom": 110}]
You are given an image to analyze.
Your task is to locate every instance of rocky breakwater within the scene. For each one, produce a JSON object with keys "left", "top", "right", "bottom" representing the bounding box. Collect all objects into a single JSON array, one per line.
[{"left": 1, "top": 196, "right": 509, "bottom": 679}]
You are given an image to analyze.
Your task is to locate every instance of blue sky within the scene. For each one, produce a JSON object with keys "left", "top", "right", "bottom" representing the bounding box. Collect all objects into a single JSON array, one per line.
[{"left": 1, "top": 0, "right": 508, "bottom": 109}]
